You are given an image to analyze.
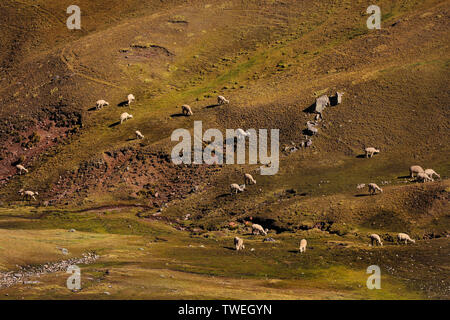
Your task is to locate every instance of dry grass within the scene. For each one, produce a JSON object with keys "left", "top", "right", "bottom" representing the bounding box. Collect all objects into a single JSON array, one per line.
[{"left": 0, "top": 0, "right": 449, "bottom": 299}]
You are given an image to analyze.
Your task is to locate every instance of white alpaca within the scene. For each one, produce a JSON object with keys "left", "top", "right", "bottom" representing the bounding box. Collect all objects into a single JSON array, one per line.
[
  {"left": 306, "top": 121, "right": 318, "bottom": 135},
  {"left": 95, "top": 100, "right": 109, "bottom": 110},
  {"left": 19, "top": 189, "right": 38, "bottom": 201},
  {"left": 365, "top": 147, "right": 380, "bottom": 158},
  {"left": 251, "top": 224, "right": 267, "bottom": 236},
  {"left": 16, "top": 164, "right": 28, "bottom": 175},
  {"left": 335, "top": 91, "right": 344, "bottom": 104},
  {"left": 181, "top": 104, "right": 193, "bottom": 116},
  {"left": 305, "top": 139, "right": 312, "bottom": 147},
  {"left": 397, "top": 233, "right": 415, "bottom": 244},
  {"left": 409, "top": 165, "right": 424, "bottom": 178},
  {"left": 217, "top": 95, "right": 229, "bottom": 105},
  {"left": 315, "top": 94, "right": 330, "bottom": 114},
  {"left": 120, "top": 112, "right": 133, "bottom": 124},
  {"left": 299, "top": 239, "right": 307, "bottom": 253},
  {"left": 236, "top": 128, "right": 250, "bottom": 139},
  {"left": 368, "top": 183, "right": 383, "bottom": 195},
  {"left": 424, "top": 169, "right": 440, "bottom": 179},
  {"left": 370, "top": 234, "right": 383, "bottom": 246},
  {"left": 244, "top": 173, "right": 256, "bottom": 185},
  {"left": 135, "top": 131, "right": 144, "bottom": 139},
  {"left": 127, "top": 94, "right": 135, "bottom": 106},
  {"left": 230, "top": 183, "right": 245, "bottom": 194},
  {"left": 416, "top": 172, "right": 433, "bottom": 182},
  {"left": 234, "top": 237, "right": 245, "bottom": 251}
]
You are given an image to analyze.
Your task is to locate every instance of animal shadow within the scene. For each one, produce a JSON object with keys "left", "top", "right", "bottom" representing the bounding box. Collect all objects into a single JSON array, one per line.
[
  {"left": 170, "top": 113, "right": 187, "bottom": 118},
  {"left": 354, "top": 193, "right": 370, "bottom": 197},
  {"left": 11, "top": 159, "right": 22, "bottom": 166},
  {"left": 88, "top": 106, "right": 98, "bottom": 112},
  {"left": 216, "top": 193, "right": 231, "bottom": 199},
  {"left": 205, "top": 104, "right": 220, "bottom": 109},
  {"left": 397, "top": 175, "right": 410, "bottom": 179},
  {"left": 329, "top": 95, "right": 339, "bottom": 106},
  {"left": 303, "top": 102, "right": 317, "bottom": 114},
  {"left": 223, "top": 246, "right": 236, "bottom": 251},
  {"left": 109, "top": 121, "right": 121, "bottom": 128},
  {"left": 118, "top": 101, "right": 129, "bottom": 107},
  {"left": 356, "top": 154, "right": 366, "bottom": 158},
  {"left": 302, "top": 128, "right": 315, "bottom": 136}
]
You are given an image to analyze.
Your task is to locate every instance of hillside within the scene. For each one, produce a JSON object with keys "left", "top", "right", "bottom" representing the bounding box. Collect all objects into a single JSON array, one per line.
[{"left": 0, "top": 0, "right": 449, "bottom": 299}]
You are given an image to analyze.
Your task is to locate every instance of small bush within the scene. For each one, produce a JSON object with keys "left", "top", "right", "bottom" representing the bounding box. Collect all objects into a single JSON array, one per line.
[{"left": 29, "top": 132, "right": 41, "bottom": 144}]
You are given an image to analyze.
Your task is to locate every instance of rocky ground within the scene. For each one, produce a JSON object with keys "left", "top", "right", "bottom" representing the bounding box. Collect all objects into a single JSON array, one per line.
[{"left": 0, "top": 252, "right": 98, "bottom": 290}]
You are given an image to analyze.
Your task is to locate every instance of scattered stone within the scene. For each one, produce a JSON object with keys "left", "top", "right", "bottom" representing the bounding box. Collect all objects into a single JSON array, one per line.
[{"left": 0, "top": 252, "right": 99, "bottom": 289}]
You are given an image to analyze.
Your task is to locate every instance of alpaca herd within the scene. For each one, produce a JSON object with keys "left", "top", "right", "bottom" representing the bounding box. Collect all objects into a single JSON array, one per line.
[
  {"left": 410, "top": 165, "right": 440, "bottom": 181},
  {"left": 369, "top": 232, "right": 415, "bottom": 246},
  {"left": 232, "top": 226, "right": 416, "bottom": 253},
  {"left": 10, "top": 89, "right": 444, "bottom": 259},
  {"left": 225, "top": 89, "right": 436, "bottom": 255},
  {"left": 12, "top": 93, "right": 233, "bottom": 202},
  {"left": 230, "top": 173, "right": 256, "bottom": 195}
]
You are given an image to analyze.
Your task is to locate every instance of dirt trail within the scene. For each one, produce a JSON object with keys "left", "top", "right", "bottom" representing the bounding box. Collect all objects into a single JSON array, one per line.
[
  {"left": 13, "top": 0, "right": 66, "bottom": 25},
  {"left": 60, "top": 46, "right": 124, "bottom": 90}
]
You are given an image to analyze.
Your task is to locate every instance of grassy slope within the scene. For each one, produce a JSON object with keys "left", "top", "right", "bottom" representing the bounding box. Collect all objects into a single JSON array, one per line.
[
  {"left": 0, "top": 207, "right": 429, "bottom": 299},
  {"left": 0, "top": 0, "right": 449, "bottom": 299}
]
